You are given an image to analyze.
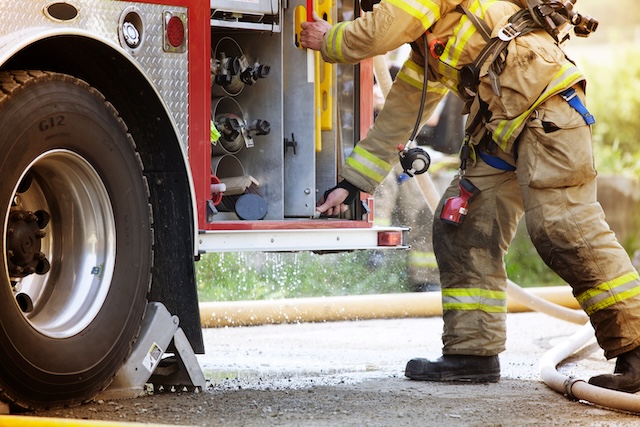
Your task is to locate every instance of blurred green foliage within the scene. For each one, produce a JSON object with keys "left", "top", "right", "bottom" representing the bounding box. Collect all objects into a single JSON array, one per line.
[
  {"left": 580, "top": 47, "right": 640, "bottom": 177},
  {"left": 504, "top": 224, "right": 567, "bottom": 288},
  {"left": 196, "top": 250, "right": 412, "bottom": 301}
]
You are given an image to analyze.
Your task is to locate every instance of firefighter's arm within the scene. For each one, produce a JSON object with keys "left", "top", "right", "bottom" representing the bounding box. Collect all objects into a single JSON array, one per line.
[
  {"left": 340, "top": 59, "right": 449, "bottom": 194},
  {"left": 302, "top": 1, "right": 436, "bottom": 64},
  {"left": 317, "top": 65, "right": 448, "bottom": 215}
]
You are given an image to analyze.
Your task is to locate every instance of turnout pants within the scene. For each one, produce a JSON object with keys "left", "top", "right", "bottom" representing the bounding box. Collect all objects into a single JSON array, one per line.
[{"left": 433, "top": 89, "right": 640, "bottom": 359}]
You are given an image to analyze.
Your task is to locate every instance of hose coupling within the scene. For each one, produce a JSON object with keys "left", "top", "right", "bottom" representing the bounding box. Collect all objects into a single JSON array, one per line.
[{"left": 563, "top": 376, "right": 585, "bottom": 401}]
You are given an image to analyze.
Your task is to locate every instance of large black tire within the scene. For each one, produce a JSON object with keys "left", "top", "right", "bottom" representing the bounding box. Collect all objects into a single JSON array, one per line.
[{"left": 0, "top": 71, "right": 153, "bottom": 409}]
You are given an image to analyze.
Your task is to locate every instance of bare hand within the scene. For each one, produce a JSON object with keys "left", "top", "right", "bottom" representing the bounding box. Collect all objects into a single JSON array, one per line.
[
  {"left": 316, "top": 187, "right": 349, "bottom": 217},
  {"left": 300, "top": 11, "right": 333, "bottom": 51}
]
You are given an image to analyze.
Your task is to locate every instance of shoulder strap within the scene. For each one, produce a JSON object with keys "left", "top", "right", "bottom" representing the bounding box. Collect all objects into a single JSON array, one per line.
[
  {"left": 437, "top": 2, "right": 539, "bottom": 100},
  {"left": 467, "top": 8, "right": 538, "bottom": 96},
  {"left": 456, "top": 5, "right": 492, "bottom": 42}
]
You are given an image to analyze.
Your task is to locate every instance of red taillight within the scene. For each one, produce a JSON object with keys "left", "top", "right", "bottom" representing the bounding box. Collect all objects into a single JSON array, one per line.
[
  {"left": 164, "top": 12, "right": 186, "bottom": 52},
  {"left": 377, "top": 231, "right": 403, "bottom": 247},
  {"left": 167, "top": 15, "right": 185, "bottom": 48}
]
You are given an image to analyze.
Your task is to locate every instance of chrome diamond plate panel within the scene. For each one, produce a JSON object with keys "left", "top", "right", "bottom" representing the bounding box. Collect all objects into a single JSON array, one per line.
[{"left": 0, "top": 0, "right": 190, "bottom": 147}]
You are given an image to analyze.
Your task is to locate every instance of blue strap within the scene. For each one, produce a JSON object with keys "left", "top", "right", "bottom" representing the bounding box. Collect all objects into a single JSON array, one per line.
[
  {"left": 560, "top": 88, "right": 596, "bottom": 125},
  {"left": 478, "top": 150, "right": 516, "bottom": 171}
]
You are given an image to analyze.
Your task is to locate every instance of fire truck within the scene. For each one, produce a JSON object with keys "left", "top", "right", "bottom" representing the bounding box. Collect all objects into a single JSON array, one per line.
[{"left": 0, "top": 0, "right": 405, "bottom": 410}]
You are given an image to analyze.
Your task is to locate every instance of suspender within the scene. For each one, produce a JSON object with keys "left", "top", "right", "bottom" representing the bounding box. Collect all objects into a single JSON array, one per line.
[
  {"left": 431, "top": 4, "right": 536, "bottom": 102},
  {"left": 560, "top": 88, "right": 596, "bottom": 125},
  {"left": 453, "top": 5, "right": 539, "bottom": 97},
  {"left": 478, "top": 150, "right": 517, "bottom": 171}
]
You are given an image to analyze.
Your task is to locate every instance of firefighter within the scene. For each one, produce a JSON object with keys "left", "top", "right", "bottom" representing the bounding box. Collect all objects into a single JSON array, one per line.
[{"left": 300, "top": 0, "right": 640, "bottom": 393}]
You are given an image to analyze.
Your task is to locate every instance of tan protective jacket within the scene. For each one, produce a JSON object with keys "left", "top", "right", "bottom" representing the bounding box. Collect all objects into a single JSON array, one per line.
[{"left": 320, "top": 0, "right": 584, "bottom": 194}]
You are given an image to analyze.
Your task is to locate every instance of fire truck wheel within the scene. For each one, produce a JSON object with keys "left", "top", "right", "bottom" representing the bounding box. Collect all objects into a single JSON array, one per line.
[{"left": 0, "top": 71, "right": 152, "bottom": 410}]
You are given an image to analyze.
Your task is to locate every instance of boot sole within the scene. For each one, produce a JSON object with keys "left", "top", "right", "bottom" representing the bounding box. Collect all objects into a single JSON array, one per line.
[{"left": 405, "top": 369, "right": 500, "bottom": 383}]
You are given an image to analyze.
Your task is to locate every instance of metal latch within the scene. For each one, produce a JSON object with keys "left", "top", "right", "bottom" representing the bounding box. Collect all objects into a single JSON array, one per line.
[{"left": 498, "top": 23, "right": 521, "bottom": 41}]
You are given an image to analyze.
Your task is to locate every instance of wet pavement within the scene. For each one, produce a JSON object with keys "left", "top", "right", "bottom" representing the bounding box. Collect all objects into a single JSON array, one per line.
[
  {"left": 197, "top": 310, "right": 611, "bottom": 391},
  {"left": 33, "top": 309, "right": 640, "bottom": 426}
]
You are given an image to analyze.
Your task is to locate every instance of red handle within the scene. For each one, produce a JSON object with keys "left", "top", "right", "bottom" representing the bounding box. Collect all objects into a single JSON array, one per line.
[{"left": 306, "top": 0, "right": 313, "bottom": 21}]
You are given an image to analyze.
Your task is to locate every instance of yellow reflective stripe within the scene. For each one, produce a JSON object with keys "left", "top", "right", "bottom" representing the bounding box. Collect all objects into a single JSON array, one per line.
[
  {"left": 374, "top": 217, "right": 392, "bottom": 226},
  {"left": 443, "top": 302, "right": 507, "bottom": 313},
  {"left": 442, "top": 287, "right": 507, "bottom": 313},
  {"left": 397, "top": 59, "right": 425, "bottom": 89},
  {"left": 443, "top": 287, "right": 506, "bottom": 300},
  {"left": 576, "top": 272, "right": 640, "bottom": 316},
  {"left": 438, "top": 24, "right": 468, "bottom": 71},
  {"left": 576, "top": 272, "right": 640, "bottom": 304},
  {"left": 345, "top": 145, "right": 393, "bottom": 182},
  {"left": 346, "top": 157, "right": 383, "bottom": 181},
  {"left": 326, "top": 22, "right": 349, "bottom": 62},
  {"left": 397, "top": 59, "right": 450, "bottom": 97},
  {"left": 440, "top": 0, "right": 496, "bottom": 70},
  {"left": 493, "top": 62, "right": 584, "bottom": 148},
  {"left": 352, "top": 145, "right": 393, "bottom": 172},
  {"left": 586, "top": 287, "right": 640, "bottom": 316},
  {"left": 409, "top": 250, "right": 435, "bottom": 258},
  {"left": 429, "top": 83, "right": 449, "bottom": 96},
  {"left": 408, "top": 251, "right": 438, "bottom": 268},
  {"left": 442, "top": 14, "right": 476, "bottom": 68},
  {"left": 385, "top": 0, "right": 440, "bottom": 30},
  {"left": 439, "top": 76, "right": 458, "bottom": 92}
]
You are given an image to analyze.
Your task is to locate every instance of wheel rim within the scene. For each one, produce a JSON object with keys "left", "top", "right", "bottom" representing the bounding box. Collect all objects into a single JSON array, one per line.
[{"left": 5, "top": 149, "right": 116, "bottom": 339}]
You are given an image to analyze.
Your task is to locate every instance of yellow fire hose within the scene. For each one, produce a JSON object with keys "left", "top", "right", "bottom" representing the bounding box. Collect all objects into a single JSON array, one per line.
[
  {"left": 199, "top": 285, "right": 585, "bottom": 328},
  {"left": 0, "top": 415, "right": 191, "bottom": 427}
]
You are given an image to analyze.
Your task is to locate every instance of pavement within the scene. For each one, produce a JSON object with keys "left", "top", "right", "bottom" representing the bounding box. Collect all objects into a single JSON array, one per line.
[
  {"left": 22, "top": 306, "right": 640, "bottom": 426},
  {"left": 196, "top": 310, "right": 609, "bottom": 391}
]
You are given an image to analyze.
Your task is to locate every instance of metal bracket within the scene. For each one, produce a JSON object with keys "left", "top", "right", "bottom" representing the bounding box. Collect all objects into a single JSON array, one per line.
[
  {"left": 284, "top": 133, "right": 298, "bottom": 155},
  {"left": 498, "top": 22, "right": 522, "bottom": 41},
  {"left": 149, "top": 327, "right": 207, "bottom": 392},
  {"left": 97, "top": 302, "right": 206, "bottom": 400}
]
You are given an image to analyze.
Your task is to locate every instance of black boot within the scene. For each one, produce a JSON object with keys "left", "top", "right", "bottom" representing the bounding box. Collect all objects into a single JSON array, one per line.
[
  {"left": 588, "top": 347, "right": 640, "bottom": 393},
  {"left": 404, "top": 354, "right": 500, "bottom": 383}
]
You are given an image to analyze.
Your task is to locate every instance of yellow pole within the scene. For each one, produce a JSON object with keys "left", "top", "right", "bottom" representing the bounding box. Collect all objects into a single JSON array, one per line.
[{"left": 0, "top": 415, "right": 190, "bottom": 427}]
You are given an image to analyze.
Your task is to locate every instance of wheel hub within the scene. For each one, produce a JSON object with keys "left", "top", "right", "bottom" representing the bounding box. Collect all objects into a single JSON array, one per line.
[{"left": 7, "top": 209, "right": 50, "bottom": 278}]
